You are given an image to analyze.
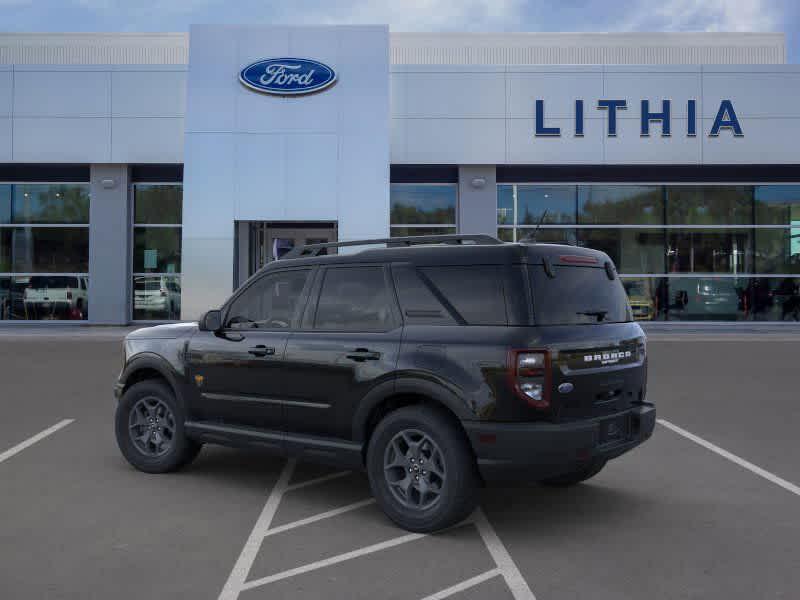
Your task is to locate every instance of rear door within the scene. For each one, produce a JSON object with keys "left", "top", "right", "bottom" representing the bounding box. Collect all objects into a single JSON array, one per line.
[{"left": 282, "top": 265, "right": 402, "bottom": 440}]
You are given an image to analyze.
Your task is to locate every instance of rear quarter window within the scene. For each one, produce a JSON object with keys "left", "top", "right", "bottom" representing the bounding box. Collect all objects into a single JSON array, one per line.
[
  {"left": 420, "top": 266, "right": 508, "bottom": 326},
  {"left": 530, "top": 265, "right": 632, "bottom": 325}
]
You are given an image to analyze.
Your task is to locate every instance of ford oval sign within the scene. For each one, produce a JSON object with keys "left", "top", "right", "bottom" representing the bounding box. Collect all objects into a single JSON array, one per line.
[{"left": 239, "top": 58, "right": 337, "bottom": 96}]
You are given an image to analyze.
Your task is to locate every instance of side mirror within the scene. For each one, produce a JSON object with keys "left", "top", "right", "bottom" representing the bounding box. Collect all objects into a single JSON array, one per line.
[{"left": 199, "top": 309, "right": 222, "bottom": 332}]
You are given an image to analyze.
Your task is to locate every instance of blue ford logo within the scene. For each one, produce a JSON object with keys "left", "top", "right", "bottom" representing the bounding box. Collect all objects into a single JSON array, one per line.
[{"left": 239, "top": 58, "right": 337, "bottom": 96}]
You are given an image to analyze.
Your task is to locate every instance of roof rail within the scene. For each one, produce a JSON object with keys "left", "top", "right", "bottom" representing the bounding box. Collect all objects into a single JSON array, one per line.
[{"left": 284, "top": 234, "right": 502, "bottom": 259}]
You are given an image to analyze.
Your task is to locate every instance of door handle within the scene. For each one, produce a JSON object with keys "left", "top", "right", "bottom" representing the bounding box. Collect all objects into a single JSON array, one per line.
[
  {"left": 346, "top": 348, "right": 381, "bottom": 362},
  {"left": 248, "top": 345, "right": 276, "bottom": 357}
]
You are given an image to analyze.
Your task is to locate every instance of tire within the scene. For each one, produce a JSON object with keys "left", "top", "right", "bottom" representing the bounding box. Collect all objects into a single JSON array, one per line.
[
  {"left": 115, "top": 379, "right": 201, "bottom": 474},
  {"left": 366, "top": 405, "right": 479, "bottom": 533},
  {"left": 539, "top": 460, "right": 607, "bottom": 487}
]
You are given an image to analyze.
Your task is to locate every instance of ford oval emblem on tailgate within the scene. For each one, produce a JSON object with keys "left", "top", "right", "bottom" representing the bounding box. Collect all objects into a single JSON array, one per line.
[{"left": 558, "top": 382, "right": 574, "bottom": 394}]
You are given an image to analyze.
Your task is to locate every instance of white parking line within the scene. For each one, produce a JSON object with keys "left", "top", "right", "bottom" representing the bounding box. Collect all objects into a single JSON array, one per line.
[
  {"left": 419, "top": 568, "right": 501, "bottom": 600},
  {"left": 240, "top": 531, "right": 427, "bottom": 591},
  {"left": 474, "top": 508, "right": 537, "bottom": 600},
  {"left": 262, "top": 498, "right": 376, "bottom": 538},
  {"left": 658, "top": 418, "right": 800, "bottom": 498},
  {"left": 285, "top": 470, "right": 351, "bottom": 492},
  {"left": 218, "top": 458, "right": 297, "bottom": 600},
  {"left": 0, "top": 419, "right": 74, "bottom": 465}
]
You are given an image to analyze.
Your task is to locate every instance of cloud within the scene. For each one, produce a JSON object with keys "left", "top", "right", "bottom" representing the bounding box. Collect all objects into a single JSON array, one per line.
[{"left": 621, "top": 0, "right": 780, "bottom": 32}]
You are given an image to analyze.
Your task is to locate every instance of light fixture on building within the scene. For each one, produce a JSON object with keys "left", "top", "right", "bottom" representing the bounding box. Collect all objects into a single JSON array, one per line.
[
  {"left": 101, "top": 178, "right": 117, "bottom": 189},
  {"left": 470, "top": 177, "right": 487, "bottom": 189}
]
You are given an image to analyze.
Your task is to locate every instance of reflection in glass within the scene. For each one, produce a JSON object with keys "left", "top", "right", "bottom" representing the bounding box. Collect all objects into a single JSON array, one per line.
[
  {"left": 133, "top": 227, "right": 181, "bottom": 273},
  {"left": 516, "top": 185, "right": 576, "bottom": 224},
  {"left": 666, "top": 229, "right": 752, "bottom": 274},
  {"left": 0, "top": 275, "right": 88, "bottom": 320},
  {"left": 579, "top": 229, "right": 664, "bottom": 274},
  {"left": 2, "top": 184, "right": 90, "bottom": 224},
  {"left": 754, "top": 185, "right": 800, "bottom": 225},
  {"left": 390, "top": 184, "right": 456, "bottom": 225},
  {"left": 666, "top": 277, "right": 748, "bottom": 321},
  {"left": 750, "top": 278, "right": 800, "bottom": 321},
  {"left": 666, "top": 186, "right": 752, "bottom": 225},
  {"left": 133, "top": 275, "right": 181, "bottom": 320},
  {"left": 755, "top": 228, "right": 800, "bottom": 274},
  {"left": 1, "top": 228, "right": 90, "bottom": 273},
  {"left": 390, "top": 227, "right": 457, "bottom": 237},
  {"left": 578, "top": 185, "right": 662, "bottom": 225},
  {"left": 497, "top": 185, "right": 514, "bottom": 225},
  {"left": 621, "top": 278, "right": 666, "bottom": 321},
  {"left": 134, "top": 185, "right": 182, "bottom": 225}
]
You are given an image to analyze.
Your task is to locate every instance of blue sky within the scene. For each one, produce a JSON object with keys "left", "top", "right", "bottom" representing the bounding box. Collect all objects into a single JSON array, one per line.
[{"left": 1, "top": 0, "right": 798, "bottom": 62}]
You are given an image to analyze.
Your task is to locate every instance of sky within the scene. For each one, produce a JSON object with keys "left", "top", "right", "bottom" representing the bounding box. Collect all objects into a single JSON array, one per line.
[{"left": 0, "top": 0, "right": 797, "bottom": 62}]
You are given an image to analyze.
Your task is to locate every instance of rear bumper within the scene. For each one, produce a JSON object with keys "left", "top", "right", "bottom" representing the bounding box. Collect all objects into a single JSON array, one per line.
[{"left": 464, "top": 404, "right": 656, "bottom": 483}]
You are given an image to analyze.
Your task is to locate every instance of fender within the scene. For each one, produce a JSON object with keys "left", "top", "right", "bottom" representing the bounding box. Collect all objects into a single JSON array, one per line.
[
  {"left": 351, "top": 375, "right": 475, "bottom": 443},
  {"left": 118, "top": 352, "right": 188, "bottom": 410}
]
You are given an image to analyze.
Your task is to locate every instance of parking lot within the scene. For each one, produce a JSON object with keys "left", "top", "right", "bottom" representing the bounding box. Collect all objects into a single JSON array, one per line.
[{"left": 1, "top": 328, "right": 799, "bottom": 600}]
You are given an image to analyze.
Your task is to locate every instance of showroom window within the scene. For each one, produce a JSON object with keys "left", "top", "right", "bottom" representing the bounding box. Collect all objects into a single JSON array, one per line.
[
  {"left": 390, "top": 183, "right": 457, "bottom": 237},
  {"left": 0, "top": 183, "right": 90, "bottom": 321},
  {"left": 498, "top": 183, "right": 800, "bottom": 321},
  {"left": 132, "top": 184, "right": 182, "bottom": 320}
]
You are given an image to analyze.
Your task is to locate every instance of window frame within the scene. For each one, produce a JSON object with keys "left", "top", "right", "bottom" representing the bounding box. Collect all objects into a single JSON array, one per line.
[
  {"left": 130, "top": 182, "right": 183, "bottom": 323},
  {"left": 0, "top": 181, "right": 90, "bottom": 323},
  {"left": 305, "top": 264, "right": 401, "bottom": 333}
]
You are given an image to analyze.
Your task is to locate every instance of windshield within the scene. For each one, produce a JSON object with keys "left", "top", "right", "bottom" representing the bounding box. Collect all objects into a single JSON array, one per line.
[{"left": 530, "top": 265, "right": 632, "bottom": 325}]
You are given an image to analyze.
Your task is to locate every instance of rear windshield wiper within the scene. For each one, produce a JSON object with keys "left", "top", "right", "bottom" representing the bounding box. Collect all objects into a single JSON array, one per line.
[{"left": 576, "top": 310, "right": 608, "bottom": 322}]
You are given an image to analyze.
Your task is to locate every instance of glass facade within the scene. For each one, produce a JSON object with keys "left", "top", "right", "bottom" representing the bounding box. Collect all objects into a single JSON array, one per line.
[
  {"left": 0, "top": 183, "right": 90, "bottom": 320},
  {"left": 390, "top": 184, "right": 457, "bottom": 237},
  {"left": 498, "top": 184, "right": 800, "bottom": 321},
  {"left": 132, "top": 184, "right": 182, "bottom": 320}
]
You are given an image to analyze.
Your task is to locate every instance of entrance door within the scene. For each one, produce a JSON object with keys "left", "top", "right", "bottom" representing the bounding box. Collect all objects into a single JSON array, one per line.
[{"left": 249, "top": 223, "right": 337, "bottom": 277}]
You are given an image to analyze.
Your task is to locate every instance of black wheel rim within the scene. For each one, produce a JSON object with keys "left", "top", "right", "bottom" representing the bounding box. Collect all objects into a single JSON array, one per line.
[
  {"left": 383, "top": 428, "right": 446, "bottom": 511},
  {"left": 128, "top": 396, "right": 176, "bottom": 457}
]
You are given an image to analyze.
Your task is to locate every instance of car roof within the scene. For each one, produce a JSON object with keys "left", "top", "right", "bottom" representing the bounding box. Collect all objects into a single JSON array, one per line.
[{"left": 266, "top": 241, "right": 612, "bottom": 270}]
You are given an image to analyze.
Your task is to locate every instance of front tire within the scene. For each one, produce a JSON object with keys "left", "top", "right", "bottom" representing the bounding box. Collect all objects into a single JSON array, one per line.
[
  {"left": 115, "top": 379, "right": 201, "bottom": 473},
  {"left": 539, "top": 460, "right": 607, "bottom": 487},
  {"left": 366, "top": 406, "right": 479, "bottom": 533}
]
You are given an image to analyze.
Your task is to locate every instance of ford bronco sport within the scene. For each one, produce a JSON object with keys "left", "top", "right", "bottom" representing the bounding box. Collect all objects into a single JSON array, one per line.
[{"left": 114, "top": 234, "right": 655, "bottom": 533}]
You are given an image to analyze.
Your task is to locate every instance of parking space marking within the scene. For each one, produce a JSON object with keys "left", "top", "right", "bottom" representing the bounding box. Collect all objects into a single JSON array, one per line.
[
  {"left": 474, "top": 508, "right": 537, "bottom": 600},
  {"left": 419, "top": 568, "right": 501, "bottom": 600},
  {"left": 0, "top": 419, "right": 74, "bottom": 465},
  {"left": 240, "top": 531, "right": 428, "bottom": 591},
  {"left": 658, "top": 418, "right": 800, "bottom": 497},
  {"left": 218, "top": 458, "right": 297, "bottom": 600},
  {"left": 262, "top": 498, "right": 376, "bottom": 538},
  {"left": 285, "top": 470, "right": 351, "bottom": 492}
]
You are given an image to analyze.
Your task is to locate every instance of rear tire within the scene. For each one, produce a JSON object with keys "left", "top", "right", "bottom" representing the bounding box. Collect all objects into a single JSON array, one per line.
[
  {"left": 366, "top": 405, "right": 478, "bottom": 533},
  {"left": 115, "top": 379, "right": 201, "bottom": 474},
  {"left": 539, "top": 460, "right": 607, "bottom": 487}
]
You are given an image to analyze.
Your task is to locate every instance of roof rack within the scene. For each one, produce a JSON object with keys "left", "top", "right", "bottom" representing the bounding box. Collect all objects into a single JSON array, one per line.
[{"left": 284, "top": 234, "right": 502, "bottom": 259}]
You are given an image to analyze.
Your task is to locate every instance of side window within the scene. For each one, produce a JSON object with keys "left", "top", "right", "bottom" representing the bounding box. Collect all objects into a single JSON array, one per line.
[
  {"left": 226, "top": 269, "right": 310, "bottom": 329},
  {"left": 314, "top": 267, "right": 394, "bottom": 331},
  {"left": 421, "top": 266, "right": 508, "bottom": 326},
  {"left": 392, "top": 265, "right": 456, "bottom": 325}
]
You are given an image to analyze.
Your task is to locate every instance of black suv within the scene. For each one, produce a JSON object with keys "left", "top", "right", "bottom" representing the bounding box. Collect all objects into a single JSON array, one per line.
[{"left": 114, "top": 235, "right": 655, "bottom": 532}]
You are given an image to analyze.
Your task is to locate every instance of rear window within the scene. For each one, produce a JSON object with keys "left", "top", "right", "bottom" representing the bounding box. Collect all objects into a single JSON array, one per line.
[{"left": 530, "top": 265, "right": 632, "bottom": 325}]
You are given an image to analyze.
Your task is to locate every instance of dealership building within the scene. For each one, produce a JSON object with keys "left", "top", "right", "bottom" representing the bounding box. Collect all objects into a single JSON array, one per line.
[{"left": 0, "top": 27, "right": 799, "bottom": 324}]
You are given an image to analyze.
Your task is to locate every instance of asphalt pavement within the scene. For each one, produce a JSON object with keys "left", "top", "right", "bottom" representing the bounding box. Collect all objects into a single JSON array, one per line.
[{"left": 0, "top": 328, "right": 798, "bottom": 599}]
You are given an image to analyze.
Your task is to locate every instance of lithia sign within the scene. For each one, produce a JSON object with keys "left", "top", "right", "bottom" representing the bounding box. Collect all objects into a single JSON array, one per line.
[{"left": 535, "top": 99, "right": 743, "bottom": 138}]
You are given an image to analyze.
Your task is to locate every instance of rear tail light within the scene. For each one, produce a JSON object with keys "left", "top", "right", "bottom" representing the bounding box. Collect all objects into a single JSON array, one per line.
[{"left": 508, "top": 349, "right": 551, "bottom": 409}]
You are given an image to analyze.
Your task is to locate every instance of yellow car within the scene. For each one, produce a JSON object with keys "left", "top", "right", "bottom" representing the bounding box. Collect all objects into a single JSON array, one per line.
[{"left": 624, "top": 279, "right": 656, "bottom": 321}]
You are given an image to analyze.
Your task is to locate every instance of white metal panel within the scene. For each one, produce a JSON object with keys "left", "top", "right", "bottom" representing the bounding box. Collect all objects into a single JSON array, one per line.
[
  {"left": 702, "top": 118, "right": 798, "bottom": 164},
  {"left": 604, "top": 70, "right": 701, "bottom": 119},
  {"left": 13, "top": 117, "right": 110, "bottom": 162},
  {"left": 111, "top": 117, "right": 184, "bottom": 162},
  {"left": 180, "top": 237, "right": 235, "bottom": 319},
  {"left": 0, "top": 118, "right": 11, "bottom": 160},
  {"left": 182, "top": 132, "right": 235, "bottom": 238},
  {"left": 390, "top": 118, "right": 406, "bottom": 162},
  {"left": 506, "top": 117, "right": 604, "bottom": 164},
  {"left": 404, "top": 117, "right": 504, "bottom": 164},
  {"left": 13, "top": 70, "right": 110, "bottom": 117},
  {"left": 285, "top": 134, "right": 338, "bottom": 221},
  {"left": 606, "top": 118, "right": 701, "bottom": 164},
  {"left": 338, "top": 134, "right": 390, "bottom": 241},
  {"left": 702, "top": 71, "right": 800, "bottom": 118},
  {"left": 506, "top": 70, "right": 603, "bottom": 119},
  {"left": 402, "top": 71, "right": 505, "bottom": 118},
  {"left": 0, "top": 70, "right": 11, "bottom": 117},
  {"left": 111, "top": 70, "right": 186, "bottom": 117},
  {"left": 184, "top": 26, "right": 238, "bottom": 133},
  {"left": 234, "top": 134, "right": 286, "bottom": 221}
]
